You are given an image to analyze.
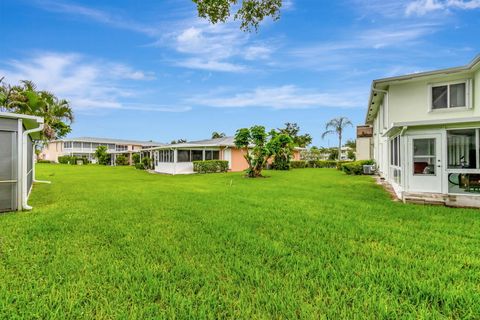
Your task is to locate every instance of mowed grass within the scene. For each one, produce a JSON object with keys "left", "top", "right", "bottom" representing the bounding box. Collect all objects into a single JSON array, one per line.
[{"left": 0, "top": 164, "right": 479, "bottom": 319}]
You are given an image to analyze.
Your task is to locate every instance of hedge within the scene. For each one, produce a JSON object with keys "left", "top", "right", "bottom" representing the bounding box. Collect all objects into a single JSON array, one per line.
[
  {"left": 193, "top": 160, "right": 229, "bottom": 173},
  {"left": 37, "top": 160, "right": 53, "bottom": 164},
  {"left": 339, "top": 160, "right": 375, "bottom": 175},
  {"left": 290, "top": 160, "right": 350, "bottom": 169},
  {"left": 58, "top": 156, "right": 90, "bottom": 165}
]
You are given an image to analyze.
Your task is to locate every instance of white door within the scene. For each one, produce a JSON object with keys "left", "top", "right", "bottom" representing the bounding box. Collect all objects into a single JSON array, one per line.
[{"left": 407, "top": 134, "right": 442, "bottom": 193}]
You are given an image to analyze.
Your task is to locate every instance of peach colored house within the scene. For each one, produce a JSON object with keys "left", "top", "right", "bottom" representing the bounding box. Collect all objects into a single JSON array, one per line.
[{"left": 145, "top": 137, "right": 303, "bottom": 175}]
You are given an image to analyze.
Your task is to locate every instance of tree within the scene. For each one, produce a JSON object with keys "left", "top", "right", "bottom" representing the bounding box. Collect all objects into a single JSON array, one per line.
[
  {"left": 192, "top": 0, "right": 282, "bottom": 32},
  {"left": 95, "top": 146, "right": 111, "bottom": 165},
  {"left": 132, "top": 153, "right": 141, "bottom": 165},
  {"left": 347, "top": 150, "right": 356, "bottom": 161},
  {"left": 234, "top": 125, "right": 271, "bottom": 178},
  {"left": 115, "top": 155, "right": 128, "bottom": 166},
  {"left": 0, "top": 79, "right": 73, "bottom": 141},
  {"left": 277, "top": 122, "right": 312, "bottom": 147},
  {"left": 269, "top": 131, "right": 294, "bottom": 170},
  {"left": 344, "top": 139, "right": 356, "bottom": 150},
  {"left": 170, "top": 139, "right": 187, "bottom": 144},
  {"left": 328, "top": 148, "right": 339, "bottom": 161},
  {"left": 211, "top": 131, "right": 226, "bottom": 139},
  {"left": 321, "top": 117, "right": 352, "bottom": 161}
]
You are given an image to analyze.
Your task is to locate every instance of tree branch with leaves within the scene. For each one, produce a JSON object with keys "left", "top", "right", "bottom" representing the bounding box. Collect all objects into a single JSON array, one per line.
[{"left": 192, "top": 0, "right": 283, "bottom": 32}]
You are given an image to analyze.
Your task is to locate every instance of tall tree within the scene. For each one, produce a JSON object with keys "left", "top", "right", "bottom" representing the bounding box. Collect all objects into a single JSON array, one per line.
[
  {"left": 0, "top": 79, "right": 74, "bottom": 141},
  {"left": 192, "top": 0, "right": 282, "bottom": 32},
  {"left": 277, "top": 122, "right": 312, "bottom": 147},
  {"left": 211, "top": 131, "right": 226, "bottom": 139},
  {"left": 321, "top": 117, "right": 353, "bottom": 161}
]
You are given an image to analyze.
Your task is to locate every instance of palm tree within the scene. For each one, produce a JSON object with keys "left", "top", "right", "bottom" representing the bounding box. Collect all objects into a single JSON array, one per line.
[
  {"left": 211, "top": 131, "right": 226, "bottom": 139},
  {"left": 321, "top": 117, "right": 352, "bottom": 161},
  {"left": 0, "top": 80, "right": 74, "bottom": 141}
]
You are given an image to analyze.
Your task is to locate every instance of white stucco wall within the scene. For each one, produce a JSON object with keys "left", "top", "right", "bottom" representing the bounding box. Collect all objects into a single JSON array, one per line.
[
  {"left": 356, "top": 137, "right": 371, "bottom": 161},
  {"left": 388, "top": 70, "right": 478, "bottom": 124}
]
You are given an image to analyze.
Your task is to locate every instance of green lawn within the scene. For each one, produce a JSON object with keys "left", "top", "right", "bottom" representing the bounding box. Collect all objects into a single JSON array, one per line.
[{"left": 1, "top": 164, "right": 479, "bottom": 319}]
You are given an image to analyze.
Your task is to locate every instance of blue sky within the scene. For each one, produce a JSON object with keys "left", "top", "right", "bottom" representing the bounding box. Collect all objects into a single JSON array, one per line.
[{"left": 1, "top": 0, "right": 479, "bottom": 146}]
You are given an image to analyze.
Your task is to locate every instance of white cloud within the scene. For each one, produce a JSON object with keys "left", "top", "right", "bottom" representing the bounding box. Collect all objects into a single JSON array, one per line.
[
  {"left": 189, "top": 85, "right": 363, "bottom": 109},
  {"left": 405, "top": 0, "right": 480, "bottom": 15},
  {"left": 244, "top": 46, "right": 273, "bottom": 60},
  {"left": 35, "top": 0, "right": 161, "bottom": 36},
  {"left": 176, "top": 59, "right": 247, "bottom": 72},
  {"left": 0, "top": 52, "right": 187, "bottom": 113},
  {"left": 33, "top": 1, "right": 278, "bottom": 73},
  {"left": 165, "top": 20, "right": 259, "bottom": 72}
]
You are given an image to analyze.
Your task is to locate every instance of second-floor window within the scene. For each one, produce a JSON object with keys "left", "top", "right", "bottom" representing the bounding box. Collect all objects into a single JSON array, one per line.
[{"left": 431, "top": 81, "right": 469, "bottom": 110}]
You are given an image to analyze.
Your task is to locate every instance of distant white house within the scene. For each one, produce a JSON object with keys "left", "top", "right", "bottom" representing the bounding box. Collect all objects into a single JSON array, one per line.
[
  {"left": 359, "top": 54, "right": 480, "bottom": 207},
  {"left": 42, "top": 137, "right": 164, "bottom": 164}
]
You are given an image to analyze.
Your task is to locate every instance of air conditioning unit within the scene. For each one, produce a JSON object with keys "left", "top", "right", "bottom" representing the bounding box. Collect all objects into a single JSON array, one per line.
[{"left": 363, "top": 165, "right": 376, "bottom": 175}]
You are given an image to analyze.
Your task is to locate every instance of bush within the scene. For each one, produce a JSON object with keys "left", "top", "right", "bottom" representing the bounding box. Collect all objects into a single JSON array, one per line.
[
  {"left": 115, "top": 155, "right": 128, "bottom": 166},
  {"left": 58, "top": 156, "right": 90, "bottom": 165},
  {"left": 290, "top": 161, "right": 307, "bottom": 168},
  {"left": 135, "top": 163, "right": 145, "bottom": 170},
  {"left": 339, "top": 160, "right": 375, "bottom": 175},
  {"left": 142, "top": 157, "right": 152, "bottom": 170},
  {"left": 132, "top": 153, "right": 140, "bottom": 165},
  {"left": 37, "top": 160, "right": 53, "bottom": 163},
  {"left": 291, "top": 160, "right": 350, "bottom": 169},
  {"left": 193, "top": 160, "right": 229, "bottom": 173}
]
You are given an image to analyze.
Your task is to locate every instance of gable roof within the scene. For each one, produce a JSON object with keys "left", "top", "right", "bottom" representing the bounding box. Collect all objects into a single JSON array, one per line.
[{"left": 366, "top": 54, "right": 480, "bottom": 124}]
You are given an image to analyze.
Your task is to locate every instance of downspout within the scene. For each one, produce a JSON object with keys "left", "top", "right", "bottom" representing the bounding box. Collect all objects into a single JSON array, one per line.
[
  {"left": 22, "top": 123, "right": 44, "bottom": 211},
  {"left": 372, "top": 88, "right": 389, "bottom": 131}
]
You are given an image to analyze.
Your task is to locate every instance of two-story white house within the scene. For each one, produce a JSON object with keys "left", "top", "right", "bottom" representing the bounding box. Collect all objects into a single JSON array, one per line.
[{"left": 363, "top": 55, "right": 480, "bottom": 207}]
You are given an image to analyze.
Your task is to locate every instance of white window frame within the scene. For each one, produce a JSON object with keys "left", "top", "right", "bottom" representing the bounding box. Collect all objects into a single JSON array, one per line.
[
  {"left": 445, "top": 127, "right": 480, "bottom": 174},
  {"left": 428, "top": 79, "right": 472, "bottom": 112}
]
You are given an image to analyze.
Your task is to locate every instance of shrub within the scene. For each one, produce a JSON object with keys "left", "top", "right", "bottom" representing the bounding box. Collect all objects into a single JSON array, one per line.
[
  {"left": 291, "top": 160, "right": 350, "bottom": 169},
  {"left": 193, "top": 160, "right": 229, "bottom": 173},
  {"left": 132, "top": 153, "right": 140, "bottom": 165},
  {"left": 290, "top": 161, "right": 307, "bottom": 168},
  {"left": 95, "top": 146, "right": 110, "bottom": 165},
  {"left": 135, "top": 163, "right": 145, "bottom": 170},
  {"left": 57, "top": 156, "right": 90, "bottom": 165},
  {"left": 115, "top": 155, "right": 128, "bottom": 166},
  {"left": 340, "top": 160, "right": 375, "bottom": 175},
  {"left": 142, "top": 157, "right": 152, "bottom": 170},
  {"left": 37, "top": 160, "right": 53, "bottom": 164}
]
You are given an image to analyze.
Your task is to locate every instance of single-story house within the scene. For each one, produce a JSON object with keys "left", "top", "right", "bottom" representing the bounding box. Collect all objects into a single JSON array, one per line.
[
  {"left": 142, "top": 136, "right": 302, "bottom": 175},
  {"left": 359, "top": 54, "right": 480, "bottom": 207},
  {"left": 0, "top": 112, "right": 44, "bottom": 212}
]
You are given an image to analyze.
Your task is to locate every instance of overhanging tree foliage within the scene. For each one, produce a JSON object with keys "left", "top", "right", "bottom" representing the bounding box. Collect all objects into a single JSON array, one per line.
[{"left": 192, "top": 0, "right": 283, "bottom": 32}]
